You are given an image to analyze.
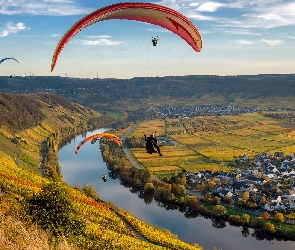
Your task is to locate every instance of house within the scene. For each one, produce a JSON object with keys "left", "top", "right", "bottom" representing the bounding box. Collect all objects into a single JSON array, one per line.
[
  {"left": 281, "top": 159, "right": 291, "bottom": 169},
  {"left": 249, "top": 191, "right": 264, "bottom": 204},
  {"left": 283, "top": 189, "right": 295, "bottom": 199},
  {"left": 268, "top": 165, "right": 279, "bottom": 173},
  {"left": 216, "top": 171, "right": 229, "bottom": 179},
  {"left": 274, "top": 152, "right": 284, "bottom": 159},
  {"left": 255, "top": 161, "right": 262, "bottom": 168},
  {"left": 204, "top": 170, "right": 213, "bottom": 177},
  {"left": 240, "top": 154, "right": 248, "bottom": 162},
  {"left": 218, "top": 189, "right": 233, "bottom": 199},
  {"left": 247, "top": 176, "right": 264, "bottom": 185},
  {"left": 241, "top": 184, "right": 253, "bottom": 192},
  {"left": 265, "top": 201, "right": 285, "bottom": 211}
]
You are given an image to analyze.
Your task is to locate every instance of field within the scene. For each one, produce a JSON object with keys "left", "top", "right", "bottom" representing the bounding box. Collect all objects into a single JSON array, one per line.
[
  {"left": 127, "top": 112, "right": 295, "bottom": 175},
  {"left": 107, "top": 111, "right": 124, "bottom": 120},
  {"left": 131, "top": 146, "right": 198, "bottom": 174},
  {"left": 131, "top": 120, "right": 165, "bottom": 137}
]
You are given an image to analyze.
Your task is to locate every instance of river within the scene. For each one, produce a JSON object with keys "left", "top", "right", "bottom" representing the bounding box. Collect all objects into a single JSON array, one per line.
[{"left": 59, "top": 128, "right": 295, "bottom": 250}]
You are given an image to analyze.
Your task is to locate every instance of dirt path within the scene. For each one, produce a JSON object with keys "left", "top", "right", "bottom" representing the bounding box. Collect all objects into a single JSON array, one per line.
[{"left": 110, "top": 208, "right": 151, "bottom": 243}]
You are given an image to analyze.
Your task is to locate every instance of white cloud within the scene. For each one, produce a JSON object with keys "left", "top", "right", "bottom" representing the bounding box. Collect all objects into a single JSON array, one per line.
[
  {"left": 49, "top": 33, "right": 60, "bottom": 37},
  {"left": 0, "top": 0, "right": 91, "bottom": 15},
  {"left": 0, "top": 22, "right": 30, "bottom": 37},
  {"left": 145, "top": 28, "right": 169, "bottom": 33},
  {"left": 261, "top": 39, "right": 283, "bottom": 46},
  {"left": 235, "top": 39, "right": 254, "bottom": 45},
  {"left": 219, "top": 28, "right": 261, "bottom": 35},
  {"left": 196, "top": 2, "right": 224, "bottom": 12},
  {"left": 156, "top": 0, "right": 295, "bottom": 29},
  {"left": 199, "top": 30, "right": 214, "bottom": 34},
  {"left": 80, "top": 37, "right": 123, "bottom": 46},
  {"left": 86, "top": 35, "right": 112, "bottom": 39}
]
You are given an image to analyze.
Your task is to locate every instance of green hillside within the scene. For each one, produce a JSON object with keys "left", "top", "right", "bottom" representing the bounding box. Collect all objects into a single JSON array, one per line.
[{"left": 0, "top": 74, "right": 295, "bottom": 111}]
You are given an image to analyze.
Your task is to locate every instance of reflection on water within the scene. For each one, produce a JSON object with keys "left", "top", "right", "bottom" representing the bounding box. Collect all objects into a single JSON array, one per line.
[{"left": 59, "top": 128, "right": 295, "bottom": 250}]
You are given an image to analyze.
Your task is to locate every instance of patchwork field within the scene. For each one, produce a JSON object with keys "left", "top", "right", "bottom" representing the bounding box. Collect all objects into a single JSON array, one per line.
[{"left": 127, "top": 112, "right": 295, "bottom": 175}]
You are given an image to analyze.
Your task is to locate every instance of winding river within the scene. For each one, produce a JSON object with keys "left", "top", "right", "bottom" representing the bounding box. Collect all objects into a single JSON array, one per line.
[{"left": 59, "top": 128, "right": 295, "bottom": 250}]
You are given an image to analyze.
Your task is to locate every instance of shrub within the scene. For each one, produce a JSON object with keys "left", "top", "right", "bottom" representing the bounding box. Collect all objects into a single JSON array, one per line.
[
  {"left": 212, "top": 205, "right": 227, "bottom": 217},
  {"left": 228, "top": 215, "right": 242, "bottom": 225},
  {"left": 241, "top": 213, "right": 250, "bottom": 226},
  {"left": 263, "top": 222, "right": 276, "bottom": 233},
  {"left": 26, "top": 182, "right": 86, "bottom": 246},
  {"left": 251, "top": 217, "right": 264, "bottom": 228},
  {"left": 274, "top": 212, "right": 284, "bottom": 224},
  {"left": 82, "top": 184, "right": 101, "bottom": 201}
]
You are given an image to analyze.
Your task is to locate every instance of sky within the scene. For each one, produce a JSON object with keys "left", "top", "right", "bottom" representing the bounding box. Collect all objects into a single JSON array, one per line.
[{"left": 0, "top": 0, "right": 294, "bottom": 78}]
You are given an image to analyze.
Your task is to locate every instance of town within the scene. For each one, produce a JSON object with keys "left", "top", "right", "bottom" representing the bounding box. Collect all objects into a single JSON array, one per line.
[
  {"left": 149, "top": 105, "right": 260, "bottom": 119},
  {"left": 186, "top": 152, "right": 295, "bottom": 213}
]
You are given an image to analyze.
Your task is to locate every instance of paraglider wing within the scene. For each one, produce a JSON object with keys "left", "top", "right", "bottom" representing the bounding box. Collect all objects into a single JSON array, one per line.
[
  {"left": 74, "top": 133, "right": 122, "bottom": 155},
  {"left": 51, "top": 2, "right": 202, "bottom": 71},
  {"left": 0, "top": 58, "right": 19, "bottom": 64}
]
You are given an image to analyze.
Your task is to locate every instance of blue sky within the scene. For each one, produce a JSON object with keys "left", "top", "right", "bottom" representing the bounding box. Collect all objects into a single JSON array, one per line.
[{"left": 0, "top": 0, "right": 294, "bottom": 78}]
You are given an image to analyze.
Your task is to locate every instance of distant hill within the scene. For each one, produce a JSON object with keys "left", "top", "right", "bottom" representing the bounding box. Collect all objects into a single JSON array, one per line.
[
  {"left": 1, "top": 74, "right": 295, "bottom": 110},
  {"left": 0, "top": 92, "right": 98, "bottom": 134}
]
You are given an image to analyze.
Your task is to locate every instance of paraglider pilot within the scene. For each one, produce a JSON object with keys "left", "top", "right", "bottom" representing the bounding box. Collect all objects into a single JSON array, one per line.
[
  {"left": 144, "top": 133, "right": 162, "bottom": 156},
  {"left": 152, "top": 37, "right": 158, "bottom": 46},
  {"left": 101, "top": 174, "right": 107, "bottom": 182}
]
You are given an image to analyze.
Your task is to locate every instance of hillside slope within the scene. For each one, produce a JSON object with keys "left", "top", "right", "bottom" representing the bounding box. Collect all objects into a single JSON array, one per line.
[{"left": 0, "top": 92, "right": 202, "bottom": 250}]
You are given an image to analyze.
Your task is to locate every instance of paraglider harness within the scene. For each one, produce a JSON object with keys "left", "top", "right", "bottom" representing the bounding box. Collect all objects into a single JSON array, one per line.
[
  {"left": 144, "top": 133, "right": 162, "bottom": 156},
  {"left": 101, "top": 174, "right": 107, "bottom": 182},
  {"left": 152, "top": 36, "right": 158, "bottom": 46}
]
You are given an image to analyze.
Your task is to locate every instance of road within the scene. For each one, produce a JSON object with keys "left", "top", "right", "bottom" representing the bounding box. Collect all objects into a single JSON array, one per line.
[{"left": 121, "top": 123, "right": 145, "bottom": 169}]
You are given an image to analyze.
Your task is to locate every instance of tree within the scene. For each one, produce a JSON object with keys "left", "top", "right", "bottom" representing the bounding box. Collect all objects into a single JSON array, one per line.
[
  {"left": 263, "top": 222, "right": 276, "bottom": 233},
  {"left": 242, "top": 191, "right": 250, "bottom": 204},
  {"left": 212, "top": 196, "right": 220, "bottom": 205},
  {"left": 212, "top": 205, "right": 227, "bottom": 217},
  {"left": 26, "top": 182, "right": 85, "bottom": 248},
  {"left": 171, "top": 184, "right": 186, "bottom": 196},
  {"left": 175, "top": 176, "right": 186, "bottom": 185},
  {"left": 274, "top": 212, "right": 284, "bottom": 224},
  {"left": 154, "top": 186, "right": 174, "bottom": 201},
  {"left": 184, "top": 195, "right": 198, "bottom": 208},
  {"left": 261, "top": 196, "right": 268, "bottom": 205},
  {"left": 262, "top": 211, "right": 270, "bottom": 221},
  {"left": 144, "top": 182, "right": 155, "bottom": 193},
  {"left": 241, "top": 213, "right": 250, "bottom": 225},
  {"left": 252, "top": 217, "right": 264, "bottom": 228},
  {"left": 204, "top": 194, "right": 212, "bottom": 204},
  {"left": 228, "top": 215, "right": 241, "bottom": 225}
]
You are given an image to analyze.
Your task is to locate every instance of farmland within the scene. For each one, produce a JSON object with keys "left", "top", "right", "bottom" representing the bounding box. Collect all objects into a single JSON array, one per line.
[{"left": 127, "top": 112, "right": 295, "bottom": 175}]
